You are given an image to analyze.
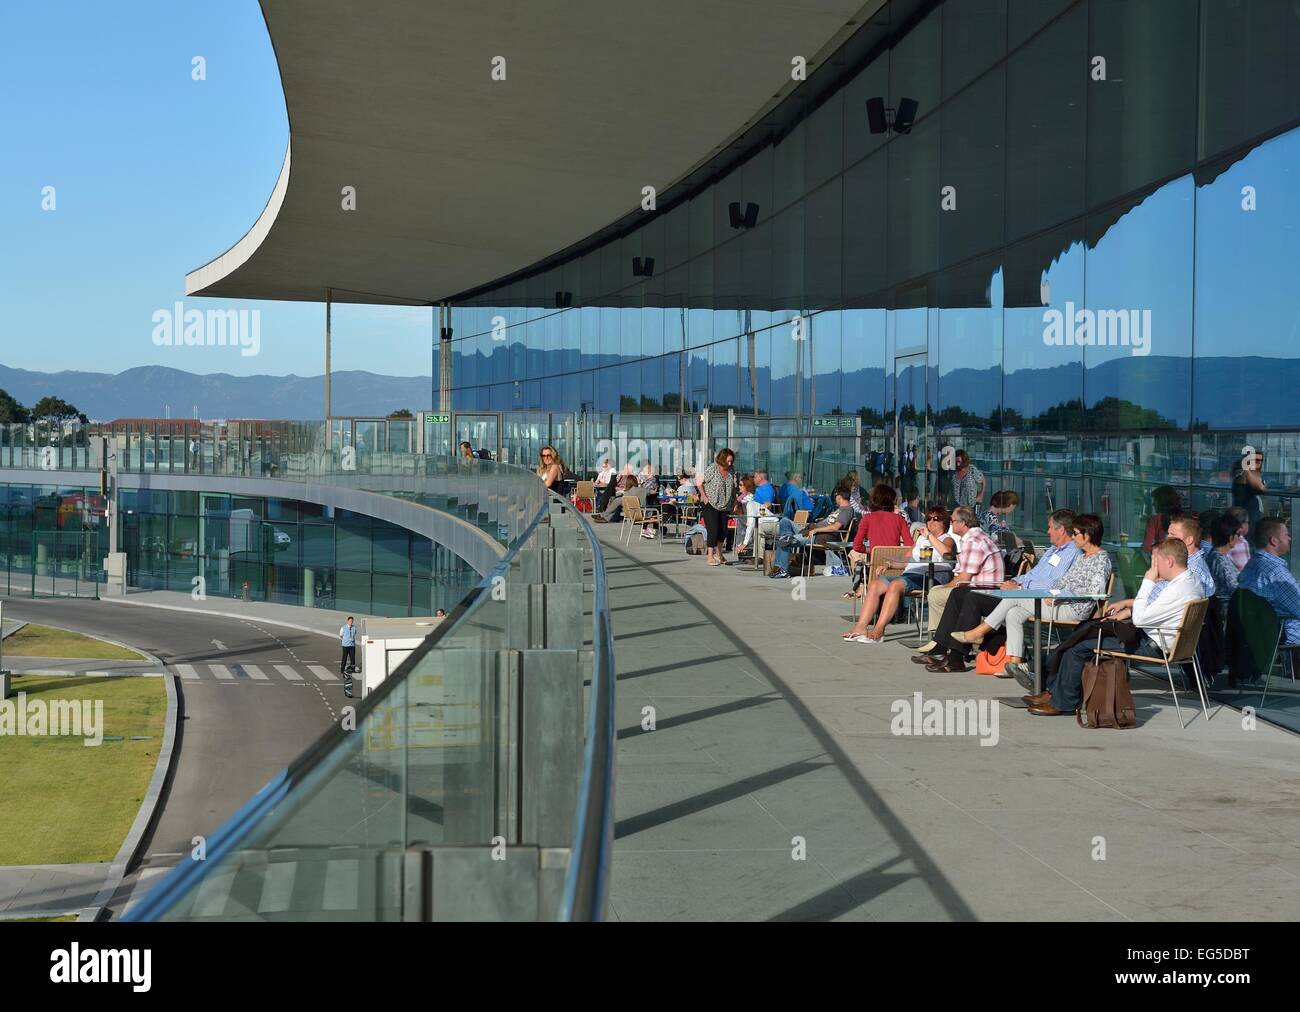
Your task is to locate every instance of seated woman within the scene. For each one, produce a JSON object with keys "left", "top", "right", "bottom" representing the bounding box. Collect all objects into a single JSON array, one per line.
[
  {"left": 951, "top": 512, "right": 1112, "bottom": 681},
  {"left": 843, "top": 508, "right": 956, "bottom": 643},
  {"left": 844, "top": 483, "right": 914, "bottom": 600},
  {"left": 734, "top": 476, "right": 760, "bottom": 558},
  {"left": 1205, "top": 511, "right": 1241, "bottom": 611},
  {"left": 983, "top": 489, "right": 1019, "bottom": 541}
]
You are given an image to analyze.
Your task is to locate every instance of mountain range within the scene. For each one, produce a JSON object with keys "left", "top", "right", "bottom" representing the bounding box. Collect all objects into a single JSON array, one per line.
[{"left": 0, "top": 365, "right": 433, "bottom": 421}]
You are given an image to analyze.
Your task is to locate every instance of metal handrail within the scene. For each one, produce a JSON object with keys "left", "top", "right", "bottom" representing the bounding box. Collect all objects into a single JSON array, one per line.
[{"left": 551, "top": 489, "right": 616, "bottom": 922}]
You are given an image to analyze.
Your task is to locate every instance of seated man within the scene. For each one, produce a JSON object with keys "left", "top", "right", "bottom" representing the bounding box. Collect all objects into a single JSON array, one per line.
[
  {"left": 593, "top": 458, "right": 617, "bottom": 512},
  {"left": 910, "top": 507, "right": 1004, "bottom": 670},
  {"left": 752, "top": 470, "right": 776, "bottom": 509},
  {"left": 1105, "top": 513, "right": 1214, "bottom": 617},
  {"left": 1237, "top": 517, "right": 1300, "bottom": 648},
  {"left": 1027, "top": 537, "right": 1203, "bottom": 715},
  {"left": 919, "top": 509, "right": 1081, "bottom": 672},
  {"left": 780, "top": 471, "right": 814, "bottom": 520},
  {"left": 769, "top": 490, "right": 854, "bottom": 579}
]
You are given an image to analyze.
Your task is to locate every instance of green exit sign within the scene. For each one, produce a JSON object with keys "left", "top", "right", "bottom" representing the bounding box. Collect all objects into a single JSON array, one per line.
[
  {"left": 427, "top": 414, "right": 450, "bottom": 423},
  {"left": 813, "top": 417, "right": 854, "bottom": 428}
]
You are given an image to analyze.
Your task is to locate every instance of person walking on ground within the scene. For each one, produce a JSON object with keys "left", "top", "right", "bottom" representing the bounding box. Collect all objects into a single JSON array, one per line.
[
  {"left": 698, "top": 447, "right": 739, "bottom": 566},
  {"left": 339, "top": 616, "right": 358, "bottom": 696}
]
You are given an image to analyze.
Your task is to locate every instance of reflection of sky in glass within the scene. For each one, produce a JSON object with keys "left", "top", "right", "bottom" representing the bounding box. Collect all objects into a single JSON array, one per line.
[
  {"left": 445, "top": 115, "right": 1300, "bottom": 432},
  {"left": 1190, "top": 131, "right": 1300, "bottom": 428}
]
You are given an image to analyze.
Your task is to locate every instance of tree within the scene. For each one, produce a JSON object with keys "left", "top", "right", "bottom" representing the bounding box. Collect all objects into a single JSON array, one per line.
[
  {"left": 388, "top": 408, "right": 414, "bottom": 418},
  {"left": 31, "top": 396, "right": 87, "bottom": 424},
  {"left": 0, "top": 388, "right": 29, "bottom": 423}
]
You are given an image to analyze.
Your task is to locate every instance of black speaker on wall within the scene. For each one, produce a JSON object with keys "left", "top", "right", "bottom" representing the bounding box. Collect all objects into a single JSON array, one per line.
[
  {"left": 632, "top": 256, "right": 655, "bottom": 277},
  {"left": 729, "top": 201, "right": 761, "bottom": 229},
  {"left": 554, "top": 290, "right": 572, "bottom": 308},
  {"left": 865, "top": 96, "right": 888, "bottom": 134},
  {"left": 894, "top": 97, "right": 919, "bottom": 134}
]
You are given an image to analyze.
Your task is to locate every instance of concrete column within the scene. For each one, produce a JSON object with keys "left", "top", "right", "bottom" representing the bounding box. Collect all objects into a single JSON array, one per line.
[
  {"left": 35, "top": 542, "right": 49, "bottom": 577},
  {"left": 303, "top": 566, "right": 315, "bottom": 608}
]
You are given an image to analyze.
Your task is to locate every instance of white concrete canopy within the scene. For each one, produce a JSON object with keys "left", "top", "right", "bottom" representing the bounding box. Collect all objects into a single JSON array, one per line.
[{"left": 187, "top": 0, "right": 884, "bottom": 306}]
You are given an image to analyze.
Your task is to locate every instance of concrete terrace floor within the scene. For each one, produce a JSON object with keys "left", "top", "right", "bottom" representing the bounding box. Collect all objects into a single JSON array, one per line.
[{"left": 596, "top": 526, "right": 1300, "bottom": 921}]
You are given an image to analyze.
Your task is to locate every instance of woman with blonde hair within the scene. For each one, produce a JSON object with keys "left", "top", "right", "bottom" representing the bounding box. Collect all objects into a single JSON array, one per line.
[{"left": 536, "top": 446, "right": 569, "bottom": 495}]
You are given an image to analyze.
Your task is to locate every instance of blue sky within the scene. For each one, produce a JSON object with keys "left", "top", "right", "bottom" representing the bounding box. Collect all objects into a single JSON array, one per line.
[{"left": 0, "top": 0, "right": 432, "bottom": 378}]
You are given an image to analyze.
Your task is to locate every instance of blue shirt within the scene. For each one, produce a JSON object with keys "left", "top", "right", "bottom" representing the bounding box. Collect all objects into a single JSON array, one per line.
[
  {"left": 340, "top": 623, "right": 357, "bottom": 647},
  {"left": 753, "top": 483, "right": 776, "bottom": 506},
  {"left": 779, "top": 482, "right": 812, "bottom": 511},
  {"left": 1015, "top": 541, "right": 1081, "bottom": 591},
  {"left": 1238, "top": 551, "right": 1300, "bottom": 645}
]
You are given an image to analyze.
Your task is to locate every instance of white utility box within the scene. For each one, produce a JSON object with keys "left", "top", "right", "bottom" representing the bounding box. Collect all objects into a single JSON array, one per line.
[{"left": 360, "top": 616, "right": 445, "bottom": 698}]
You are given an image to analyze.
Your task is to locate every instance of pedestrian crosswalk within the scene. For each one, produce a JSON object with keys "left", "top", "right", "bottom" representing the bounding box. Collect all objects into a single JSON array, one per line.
[
  {"left": 167, "top": 661, "right": 347, "bottom": 684},
  {"left": 122, "top": 849, "right": 387, "bottom": 920}
]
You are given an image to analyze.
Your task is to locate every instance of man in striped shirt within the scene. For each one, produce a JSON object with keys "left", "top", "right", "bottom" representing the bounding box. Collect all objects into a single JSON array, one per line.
[{"left": 917, "top": 507, "right": 1004, "bottom": 672}]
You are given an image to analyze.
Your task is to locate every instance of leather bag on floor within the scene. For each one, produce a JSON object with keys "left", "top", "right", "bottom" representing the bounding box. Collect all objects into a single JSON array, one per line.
[{"left": 1077, "top": 632, "right": 1136, "bottom": 728}]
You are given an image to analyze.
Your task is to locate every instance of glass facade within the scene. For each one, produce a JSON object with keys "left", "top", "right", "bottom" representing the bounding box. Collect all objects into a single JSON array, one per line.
[
  {"left": 443, "top": 0, "right": 1300, "bottom": 558},
  {"left": 0, "top": 482, "right": 474, "bottom": 616}
]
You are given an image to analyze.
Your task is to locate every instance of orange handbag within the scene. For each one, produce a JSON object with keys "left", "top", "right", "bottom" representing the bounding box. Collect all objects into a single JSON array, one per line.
[{"left": 974, "top": 644, "right": 1008, "bottom": 676}]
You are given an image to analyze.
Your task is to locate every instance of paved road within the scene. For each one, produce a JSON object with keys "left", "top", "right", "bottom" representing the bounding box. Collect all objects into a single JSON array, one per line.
[{"left": 1, "top": 597, "right": 346, "bottom": 918}]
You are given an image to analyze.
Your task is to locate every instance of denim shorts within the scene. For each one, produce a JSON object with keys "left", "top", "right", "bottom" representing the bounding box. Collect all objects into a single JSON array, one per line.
[{"left": 881, "top": 569, "right": 952, "bottom": 592}]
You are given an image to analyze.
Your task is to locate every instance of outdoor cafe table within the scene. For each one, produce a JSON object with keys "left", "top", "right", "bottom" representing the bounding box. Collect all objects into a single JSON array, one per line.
[{"left": 976, "top": 588, "right": 1111, "bottom": 695}]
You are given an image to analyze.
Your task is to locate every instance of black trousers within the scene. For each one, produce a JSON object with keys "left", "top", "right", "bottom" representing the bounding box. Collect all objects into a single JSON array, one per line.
[
  {"left": 340, "top": 645, "right": 356, "bottom": 673},
  {"left": 933, "top": 586, "right": 1002, "bottom": 656},
  {"left": 701, "top": 504, "right": 727, "bottom": 548}
]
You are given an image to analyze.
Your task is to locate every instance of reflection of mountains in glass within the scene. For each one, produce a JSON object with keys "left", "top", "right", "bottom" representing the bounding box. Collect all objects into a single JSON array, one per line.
[{"left": 462, "top": 353, "right": 1289, "bottom": 430}]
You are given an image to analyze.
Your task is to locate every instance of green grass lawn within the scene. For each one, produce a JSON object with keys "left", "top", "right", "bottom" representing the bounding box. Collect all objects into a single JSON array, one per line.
[
  {"left": 4, "top": 624, "right": 145, "bottom": 660},
  {"left": 0, "top": 675, "right": 166, "bottom": 865}
]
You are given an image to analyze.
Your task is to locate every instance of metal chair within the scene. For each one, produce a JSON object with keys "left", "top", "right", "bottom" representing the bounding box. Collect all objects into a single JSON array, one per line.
[
  {"left": 619, "top": 494, "right": 661, "bottom": 545},
  {"left": 1094, "top": 597, "right": 1211, "bottom": 728},
  {"left": 573, "top": 480, "right": 596, "bottom": 512},
  {"left": 1227, "top": 588, "right": 1300, "bottom": 708}
]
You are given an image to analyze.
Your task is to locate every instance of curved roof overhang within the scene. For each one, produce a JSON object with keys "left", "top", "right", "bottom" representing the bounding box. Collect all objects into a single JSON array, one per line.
[{"left": 187, "top": 0, "right": 888, "bottom": 306}]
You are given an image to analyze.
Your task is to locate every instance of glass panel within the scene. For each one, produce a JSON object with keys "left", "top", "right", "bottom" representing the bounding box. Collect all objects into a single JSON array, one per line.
[
  {"left": 1193, "top": 128, "right": 1300, "bottom": 429},
  {"left": 1087, "top": 0, "right": 1198, "bottom": 208},
  {"left": 1199, "top": 0, "right": 1300, "bottom": 160},
  {"left": 1083, "top": 178, "right": 1194, "bottom": 430},
  {"left": 887, "top": 113, "right": 940, "bottom": 284},
  {"left": 1005, "top": 3, "right": 1087, "bottom": 242},
  {"left": 943, "top": 0, "right": 1007, "bottom": 99},
  {"left": 939, "top": 65, "right": 1005, "bottom": 267}
]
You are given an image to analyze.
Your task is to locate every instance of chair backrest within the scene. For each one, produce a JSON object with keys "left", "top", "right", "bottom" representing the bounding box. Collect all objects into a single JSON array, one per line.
[
  {"left": 869, "top": 545, "right": 912, "bottom": 582},
  {"left": 575, "top": 480, "right": 596, "bottom": 500},
  {"left": 1089, "top": 572, "right": 1116, "bottom": 618},
  {"left": 909, "top": 522, "right": 927, "bottom": 540},
  {"left": 621, "top": 494, "right": 643, "bottom": 522},
  {"left": 1163, "top": 597, "right": 1211, "bottom": 664},
  {"left": 793, "top": 509, "right": 810, "bottom": 525},
  {"left": 1227, "top": 587, "right": 1282, "bottom": 675},
  {"left": 1015, "top": 556, "right": 1033, "bottom": 577}
]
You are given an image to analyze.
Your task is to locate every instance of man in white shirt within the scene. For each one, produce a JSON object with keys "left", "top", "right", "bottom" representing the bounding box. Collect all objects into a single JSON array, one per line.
[
  {"left": 1028, "top": 538, "right": 1203, "bottom": 715},
  {"left": 594, "top": 458, "right": 617, "bottom": 512}
]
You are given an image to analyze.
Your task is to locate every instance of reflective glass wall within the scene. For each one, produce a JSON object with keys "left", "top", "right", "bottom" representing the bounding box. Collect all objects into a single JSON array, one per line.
[
  {"left": 444, "top": 0, "right": 1300, "bottom": 552},
  {"left": 0, "top": 482, "right": 474, "bottom": 615}
]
